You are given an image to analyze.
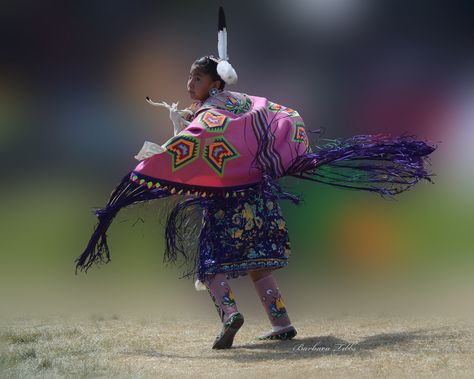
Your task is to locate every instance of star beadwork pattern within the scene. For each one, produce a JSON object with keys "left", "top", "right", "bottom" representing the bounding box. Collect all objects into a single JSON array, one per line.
[
  {"left": 203, "top": 136, "right": 240, "bottom": 176},
  {"left": 165, "top": 135, "right": 200, "bottom": 171}
]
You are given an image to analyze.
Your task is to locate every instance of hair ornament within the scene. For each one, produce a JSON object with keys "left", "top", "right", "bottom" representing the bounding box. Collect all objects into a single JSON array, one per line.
[{"left": 216, "top": 6, "right": 238, "bottom": 85}]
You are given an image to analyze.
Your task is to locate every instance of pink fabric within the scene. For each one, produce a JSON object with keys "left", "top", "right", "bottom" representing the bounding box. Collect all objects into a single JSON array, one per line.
[
  {"left": 205, "top": 273, "right": 239, "bottom": 323},
  {"left": 133, "top": 91, "right": 310, "bottom": 189},
  {"left": 253, "top": 273, "right": 292, "bottom": 328}
]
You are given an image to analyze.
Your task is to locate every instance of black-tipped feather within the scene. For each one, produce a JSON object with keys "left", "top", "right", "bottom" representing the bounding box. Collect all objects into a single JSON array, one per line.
[{"left": 218, "top": 6, "right": 226, "bottom": 31}]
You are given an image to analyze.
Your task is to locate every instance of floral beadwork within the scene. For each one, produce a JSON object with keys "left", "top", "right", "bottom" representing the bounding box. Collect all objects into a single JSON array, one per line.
[
  {"left": 221, "top": 283, "right": 236, "bottom": 307},
  {"left": 270, "top": 295, "right": 288, "bottom": 318},
  {"left": 199, "top": 187, "right": 292, "bottom": 279},
  {"left": 201, "top": 91, "right": 253, "bottom": 115},
  {"left": 263, "top": 288, "right": 288, "bottom": 319},
  {"left": 223, "top": 95, "right": 252, "bottom": 114}
]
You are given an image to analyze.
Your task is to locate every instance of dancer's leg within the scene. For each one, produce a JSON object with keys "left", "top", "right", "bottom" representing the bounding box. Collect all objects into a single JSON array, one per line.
[
  {"left": 204, "top": 272, "right": 239, "bottom": 323},
  {"left": 204, "top": 272, "right": 244, "bottom": 349},
  {"left": 250, "top": 269, "right": 297, "bottom": 340}
]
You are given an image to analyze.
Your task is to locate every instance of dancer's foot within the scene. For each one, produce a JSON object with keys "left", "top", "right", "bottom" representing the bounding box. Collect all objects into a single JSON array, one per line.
[
  {"left": 257, "top": 324, "right": 297, "bottom": 340},
  {"left": 212, "top": 312, "right": 244, "bottom": 349}
]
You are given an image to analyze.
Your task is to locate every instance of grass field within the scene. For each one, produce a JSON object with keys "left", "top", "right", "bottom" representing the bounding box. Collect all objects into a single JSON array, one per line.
[
  {"left": 1, "top": 313, "right": 472, "bottom": 379},
  {"left": 1, "top": 275, "right": 473, "bottom": 379}
]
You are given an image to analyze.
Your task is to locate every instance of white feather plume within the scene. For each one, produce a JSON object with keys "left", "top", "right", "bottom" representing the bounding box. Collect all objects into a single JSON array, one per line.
[
  {"left": 218, "top": 28, "right": 227, "bottom": 60},
  {"left": 217, "top": 60, "right": 238, "bottom": 85}
]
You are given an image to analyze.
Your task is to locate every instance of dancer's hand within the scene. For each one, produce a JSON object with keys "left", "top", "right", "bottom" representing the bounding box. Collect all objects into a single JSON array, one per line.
[
  {"left": 146, "top": 97, "right": 190, "bottom": 136},
  {"left": 134, "top": 141, "right": 166, "bottom": 161}
]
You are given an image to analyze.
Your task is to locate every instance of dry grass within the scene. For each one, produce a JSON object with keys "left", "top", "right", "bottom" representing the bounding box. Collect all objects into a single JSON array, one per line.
[
  {"left": 1, "top": 272, "right": 473, "bottom": 378},
  {"left": 1, "top": 311, "right": 473, "bottom": 379}
]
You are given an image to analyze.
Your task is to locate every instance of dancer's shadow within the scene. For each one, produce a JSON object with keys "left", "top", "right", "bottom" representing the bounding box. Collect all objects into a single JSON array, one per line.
[
  {"left": 118, "top": 326, "right": 464, "bottom": 362},
  {"left": 217, "top": 327, "right": 463, "bottom": 362}
]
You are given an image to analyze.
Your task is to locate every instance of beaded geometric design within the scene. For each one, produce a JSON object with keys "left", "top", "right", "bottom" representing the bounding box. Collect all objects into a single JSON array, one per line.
[
  {"left": 199, "top": 111, "right": 230, "bottom": 132},
  {"left": 165, "top": 135, "right": 200, "bottom": 171},
  {"left": 292, "top": 121, "right": 309, "bottom": 148},
  {"left": 203, "top": 136, "right": 240, "bottom": 176},
  {"left": 268, "top": 102, "right": 300, "bottom": 117}
]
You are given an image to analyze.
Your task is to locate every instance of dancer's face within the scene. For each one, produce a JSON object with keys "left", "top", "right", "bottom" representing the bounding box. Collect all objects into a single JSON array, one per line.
[{"left": 187, "top": 65, "right": 221, "bottom": 101}]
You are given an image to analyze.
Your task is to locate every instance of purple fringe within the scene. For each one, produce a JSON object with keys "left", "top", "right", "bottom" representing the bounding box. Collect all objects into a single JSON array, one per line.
[
  {"left": 163, "top": 196, "right": 211, "bottom": 280},
  {"left": 74, "top": 172, "right": 172, "bottom": 274},
  {"left": 76, "top": 132, "right": 438, "bottom": 279},
  {"left": 285, "top": 133, "right": 437, "bottom": 198}
]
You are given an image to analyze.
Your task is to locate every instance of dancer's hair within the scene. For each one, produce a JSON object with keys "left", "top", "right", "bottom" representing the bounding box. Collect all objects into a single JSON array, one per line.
[{"left": 192, "top": 56, "right": 226, "bottom": 90}]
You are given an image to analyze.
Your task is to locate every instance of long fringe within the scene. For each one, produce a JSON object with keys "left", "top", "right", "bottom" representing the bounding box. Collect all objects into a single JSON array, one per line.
[
  {"left": 74, "top": 172, "right": 172, "bottom": 274},
  {"left": 76, "top": 129, "right": 438, "bottom": 278},
  {"left": 284, "top": 133, "right": 438, "bottom": 199},
  {"left": 164, "top": 196, "right": 211, "bottom": 280},
  {"left": 75, "top": 171, "right": 293, "bottom": 281}
]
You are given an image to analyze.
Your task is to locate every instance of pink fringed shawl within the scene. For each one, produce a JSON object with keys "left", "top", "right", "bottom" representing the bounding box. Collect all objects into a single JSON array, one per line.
[{"left": 131, "top": 91, "right": 312, "bottom": 194}]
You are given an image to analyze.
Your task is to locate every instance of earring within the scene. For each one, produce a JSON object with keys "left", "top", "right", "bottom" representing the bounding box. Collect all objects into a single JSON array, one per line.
[{"left": 209, "top": 88, "right": 219, "bottom": 96}]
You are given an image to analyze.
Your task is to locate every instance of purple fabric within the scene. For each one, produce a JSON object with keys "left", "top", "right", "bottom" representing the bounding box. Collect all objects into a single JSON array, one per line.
[{"left": 197, "top": 187, "right": 291, "bottom": 282}]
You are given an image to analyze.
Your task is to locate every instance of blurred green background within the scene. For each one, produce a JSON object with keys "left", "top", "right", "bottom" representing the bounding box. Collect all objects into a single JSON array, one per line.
[{"left": 0, "top": 0, "right": 473, "bottom": 318}]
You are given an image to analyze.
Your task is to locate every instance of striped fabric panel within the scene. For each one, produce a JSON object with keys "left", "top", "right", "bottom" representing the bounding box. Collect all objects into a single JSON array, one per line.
[{"left": 250, "top": 108, "right": 285, "bottom": 178}]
